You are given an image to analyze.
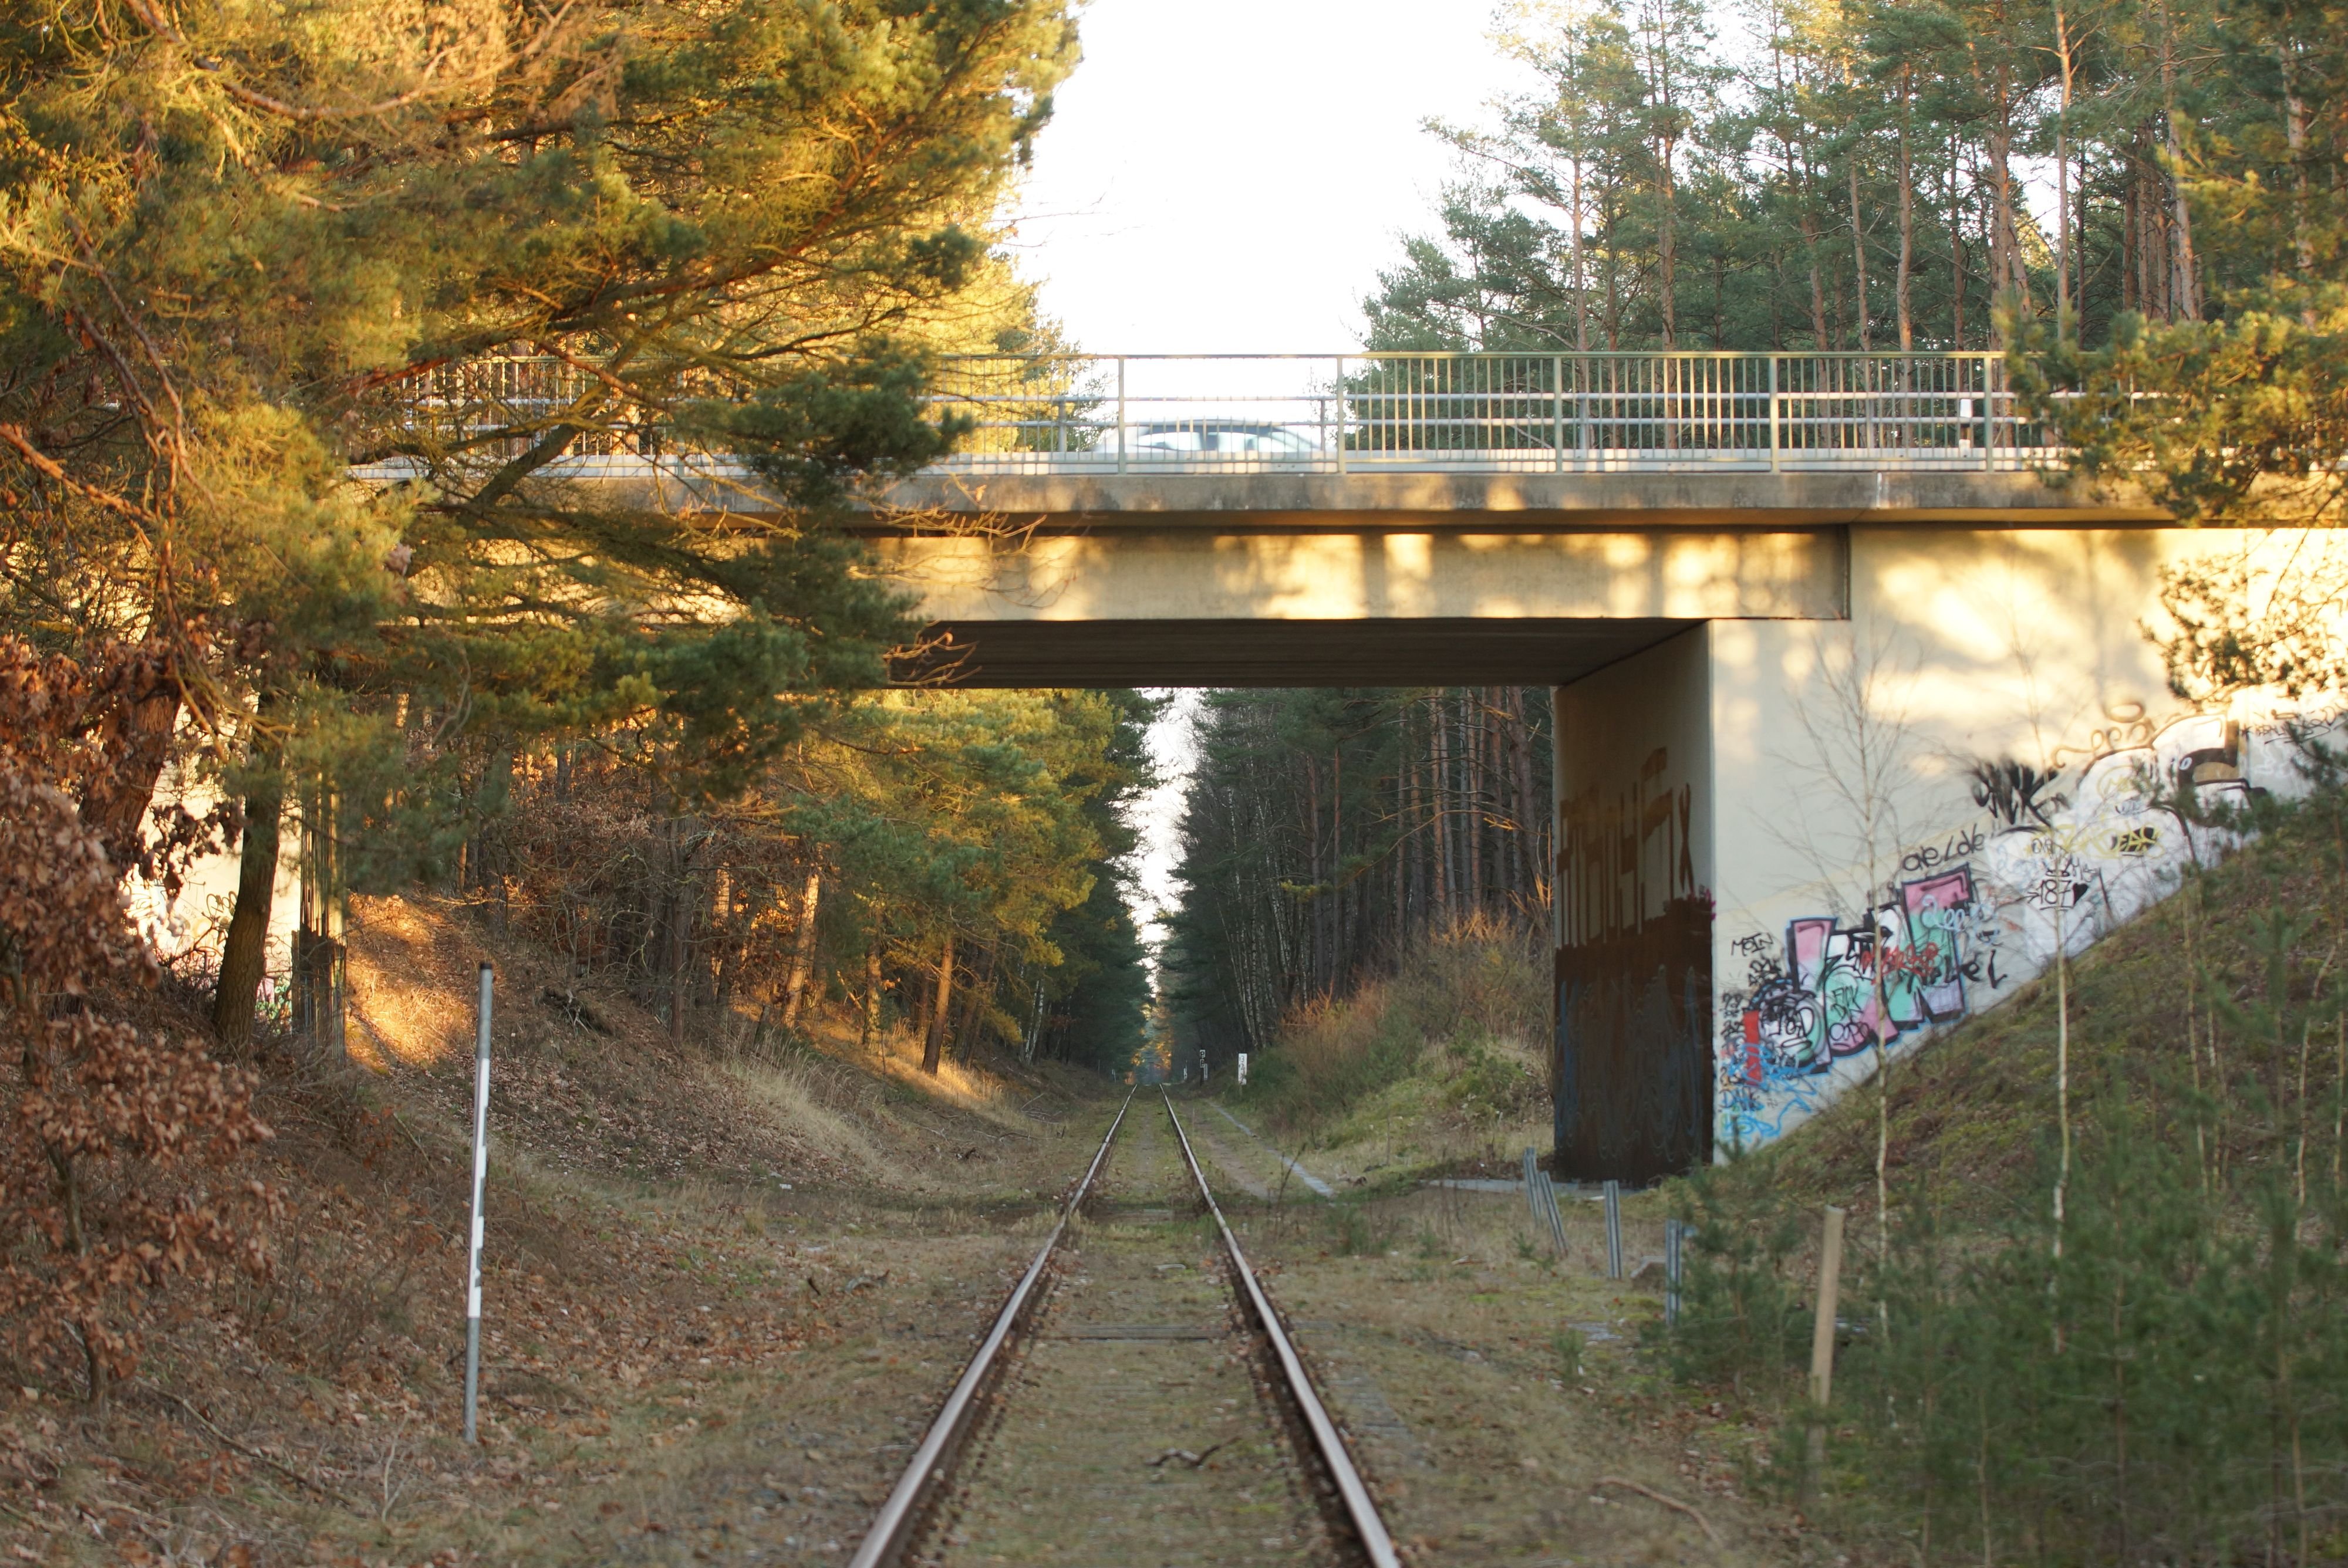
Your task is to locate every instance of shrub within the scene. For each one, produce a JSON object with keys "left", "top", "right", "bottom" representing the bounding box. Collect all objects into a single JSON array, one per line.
[
  {"left": 1243, "top": 976, "right": 1425, "bottom": 1128},
  {"left": 1659, "top": 1152, "right": 1810, "bottom": 1398},
  {"left": 1237, "top": 915, "right": 1549, "bottom": 1131},
  {"left": 1663, "top": 1109, "right": 2348, "bottom": 1560}
]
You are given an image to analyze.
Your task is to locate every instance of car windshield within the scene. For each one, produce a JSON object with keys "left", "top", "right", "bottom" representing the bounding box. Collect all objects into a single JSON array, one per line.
[{"left": 1130, "top": 423, "right": 1315, "bottom": 455}]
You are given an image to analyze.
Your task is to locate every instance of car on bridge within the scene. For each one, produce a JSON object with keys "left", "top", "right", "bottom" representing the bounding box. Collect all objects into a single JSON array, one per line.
[{"left": 1125, "top": 420, "right": 1321, "bottom": 460}]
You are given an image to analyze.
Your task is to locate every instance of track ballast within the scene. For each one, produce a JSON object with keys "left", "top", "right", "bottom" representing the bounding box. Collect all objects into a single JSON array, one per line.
[{"left": 848, "top": 1089, "right": 1398, "bottom": 1568}]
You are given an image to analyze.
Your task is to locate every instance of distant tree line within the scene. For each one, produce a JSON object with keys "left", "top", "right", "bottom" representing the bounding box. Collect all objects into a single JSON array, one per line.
[
  {"left": 1370, "top": 0, "right": 2340, "bottom": 355},
  {"left": 1165, "top": 688, "right": 1553, "bottom": 1067}
]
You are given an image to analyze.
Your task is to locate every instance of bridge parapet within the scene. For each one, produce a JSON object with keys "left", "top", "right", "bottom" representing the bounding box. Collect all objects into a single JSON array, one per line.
[
  {"left": 371, "top": 350, "right": 2159, "bottom": 526},
  {"left": 927, "top": 351, "right": 2045, "bottom": 477},
  {"left": 384, "top": 350, "right": 2069, "bottom": 481}
]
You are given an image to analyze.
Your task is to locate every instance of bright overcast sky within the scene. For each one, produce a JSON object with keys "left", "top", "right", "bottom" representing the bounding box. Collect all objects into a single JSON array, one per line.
[{"left": 1006, "top": 0, "right": 1538, "bottom": 356}]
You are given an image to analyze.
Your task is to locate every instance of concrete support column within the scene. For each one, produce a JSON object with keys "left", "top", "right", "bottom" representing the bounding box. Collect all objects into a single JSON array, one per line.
[{"left": 1550, "top": 627, "right": 1716, "bottom": 1182}]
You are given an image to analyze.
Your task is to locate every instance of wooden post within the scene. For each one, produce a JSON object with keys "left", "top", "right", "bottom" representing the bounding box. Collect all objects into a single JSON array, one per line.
[{"left": 1804, "top": 1204, "right": 1848, "bottom": 1504}]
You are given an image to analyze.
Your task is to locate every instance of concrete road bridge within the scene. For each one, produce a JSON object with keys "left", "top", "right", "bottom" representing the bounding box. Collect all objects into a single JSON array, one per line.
[
  {"left": 480, "top": 350, "right": 2163, "bottom": 686},
  {"left": 397, "top": 352, "right": 2334, "bottom": 1182}
]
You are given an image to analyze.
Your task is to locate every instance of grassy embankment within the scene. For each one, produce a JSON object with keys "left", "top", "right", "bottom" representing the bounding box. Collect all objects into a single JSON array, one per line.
[
  {"left": 0, "top": 894, "right": 1106, "bottom": 1566},
  {"left": 1668, "top": 785, "right": 2348, "bottom": 1564},
  {"left": 1221, "top": 917, "right": 1553, "bottom": 1187}
]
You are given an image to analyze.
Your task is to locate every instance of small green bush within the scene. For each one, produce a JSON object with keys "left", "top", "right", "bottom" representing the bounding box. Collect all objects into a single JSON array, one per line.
[
  {"left": 1658, "top": 1153, "right": 1810, "bottom": 1398},
  {"left": 1324, "top": 1202, "right": 1393, "bottom": 1257},
  {"left": 1663, "top": 1097, "right": 2348, "bottom": 1560},
  {"left": 1235, "top": 915, "right": 1546, "bottom": 1131}
]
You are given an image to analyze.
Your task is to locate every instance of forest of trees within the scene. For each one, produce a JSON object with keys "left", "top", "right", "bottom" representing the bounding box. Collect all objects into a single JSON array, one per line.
[
  {"left": 0, "top": 0, "right": 1152, "bottom": 1396},
  {"left": 484, "top": 689, "right": 1151, "bottom": 1075},
  {"left": 0, "top": 0, "right": 1146, "bottom": 1083},
  {"left": 1367, "top": 0, "right": 2340, "bottom": 356},
  {"left": 1165, "top": 688, "right": 1553, "bottom": 1067}
]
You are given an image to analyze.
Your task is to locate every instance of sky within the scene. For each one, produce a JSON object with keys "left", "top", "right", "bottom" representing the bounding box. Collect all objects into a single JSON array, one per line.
[
  {"left": 1004, "top": 0, "right": 1538, "bottom": 356},
  {"left": 1000, "top": 0, "right": 1540, "bottom": 951}
]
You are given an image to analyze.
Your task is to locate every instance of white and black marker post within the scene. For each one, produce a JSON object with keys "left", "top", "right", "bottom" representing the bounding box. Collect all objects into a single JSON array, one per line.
[
  {"left": 463, "top": 962, "right": 493, "bottom": 1443},
  {"left": 1664, "top": 1218, "right": 1686, "bottom": 1325}
]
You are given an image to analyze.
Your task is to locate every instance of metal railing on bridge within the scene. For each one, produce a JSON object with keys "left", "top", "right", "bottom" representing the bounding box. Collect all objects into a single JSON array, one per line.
[
  {"left": 388, "top": 352, "right": 2047, "bottom": 478},
  {"left": 930, "top": 352, "right": 2044, "bottom": 476}
]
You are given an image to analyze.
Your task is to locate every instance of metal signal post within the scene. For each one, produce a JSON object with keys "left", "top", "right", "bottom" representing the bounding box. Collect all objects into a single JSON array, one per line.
[{"left": 463, "top": 962, "right": 494, "bottom": 1443}]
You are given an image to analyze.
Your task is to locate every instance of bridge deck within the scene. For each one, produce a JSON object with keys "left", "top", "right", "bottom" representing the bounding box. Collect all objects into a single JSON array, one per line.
[{"left": 457, "top": 458, "right": 2155, "bottom": 528}]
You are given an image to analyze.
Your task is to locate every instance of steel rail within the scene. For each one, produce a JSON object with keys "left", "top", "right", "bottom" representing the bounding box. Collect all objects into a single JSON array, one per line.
[
  {"left": 846, "top": 1089, "right": 1135, "bottom": 1568},
  {"left": 1160, "top": 1090, "right": 1403, "bottom": 1568}
]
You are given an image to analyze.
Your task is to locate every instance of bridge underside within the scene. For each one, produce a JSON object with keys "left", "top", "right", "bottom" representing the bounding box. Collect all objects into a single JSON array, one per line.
[{"left": 898, "top": 616, "right": 1699, "bottom": 688}]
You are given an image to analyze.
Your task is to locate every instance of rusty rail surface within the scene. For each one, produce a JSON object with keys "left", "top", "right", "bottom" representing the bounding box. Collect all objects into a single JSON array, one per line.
[{"left": 844, "top": 1089, "right": 1134, "bottom": 1568}]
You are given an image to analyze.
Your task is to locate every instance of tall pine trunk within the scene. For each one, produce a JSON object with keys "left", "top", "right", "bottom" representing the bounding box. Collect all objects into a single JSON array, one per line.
[
  {"left": 1987, "top": 55, "right": 2026, "bottom": 331},
  {"left": 1431, "top": 699, "right": 1452, "bottom": 922},
  {"left": 1951, "top": 137, "right": 1969, "bottom": 347},
  {"left": 212, "top": 771, "right": 284, "bottom": 1051},
  {"left": 293, "top": 783, "right": 346, "bottom": 1060},
  {"left": 2054, "top": 9, "right": 2076, "bottom": 333},
  {"left": 922, "top": 931, "right": 955, "bottom": 1075},
  {"left": 955, "top": 948, "right": 995, "bottom": 1063},
  {"left": 1849, "top": 136, "right": 1872, "bottom": 350},
  {"left": 1522, "top": 690, "right": 1540, "bottom": 920},
  {"left": 781, "top": 871, "right": 821, "bottom": 1028},
  {"left": 861, "top": 931, "right": 883, "bottom": 1052},
  {"left": 2156, "top": 0, "right": 2201, "bottom": 318},
  {"left": 1895, "top": 70, "right": 1915, "bottom": 350}
]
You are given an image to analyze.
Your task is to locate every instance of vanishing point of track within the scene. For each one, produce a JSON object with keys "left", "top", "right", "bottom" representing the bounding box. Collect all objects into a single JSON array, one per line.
[{"left": 847, "top": 1089, "right": 1400, "bottom": 1568}]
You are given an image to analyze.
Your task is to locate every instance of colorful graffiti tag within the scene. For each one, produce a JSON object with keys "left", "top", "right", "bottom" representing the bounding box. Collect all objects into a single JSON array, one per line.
[
  {"left": 1716, "top": 868, "right": 1986, "bottom": 1142},
  {"left": 1713, "top": 706, "right": 2314, "bottom": 1150}
]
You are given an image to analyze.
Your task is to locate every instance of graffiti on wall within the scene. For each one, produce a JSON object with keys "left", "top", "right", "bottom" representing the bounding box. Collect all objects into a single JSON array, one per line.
[
  {"left": 1717, "top": 867, "right": 1992, "bottom": 1141},
  {"left": 1715, "top": 705, "right": 2298, "bottom": 1148},
  {"left": 1558, "top": 744, "right": 1698, "bottom": 945}
]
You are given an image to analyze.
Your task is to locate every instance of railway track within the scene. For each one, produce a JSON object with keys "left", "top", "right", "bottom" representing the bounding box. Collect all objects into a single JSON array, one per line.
[{"left": 849, "top": 1089, "right": 1399, "bottom": 1568}]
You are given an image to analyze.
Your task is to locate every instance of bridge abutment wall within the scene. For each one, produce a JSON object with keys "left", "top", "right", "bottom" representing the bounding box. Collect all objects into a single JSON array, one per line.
[
  {"left": 1550, "top": 628, "right": 1717, "bottom": 1181},
  {"left": 1553, "top": 526, "right": 2348, "bottom": 1175}
]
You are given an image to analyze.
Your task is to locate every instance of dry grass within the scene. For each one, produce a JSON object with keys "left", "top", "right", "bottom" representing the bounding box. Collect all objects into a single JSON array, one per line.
[
  {"left": 798, "top": 1011, "right": 1071, "bottom": 1143},
  {"left": 345, "top": 895, "right": 478, "bottom": 1072},
  {"left": 722, "top": 1058, "right": 893, "bottom": 1177},
  {"left": 1236, "top": 917, "right": 1550, "bottom": 1171},
  {"left": 2, "top": 890, "right": 1121, "bottom": 1566},
  {"left": 1221, "top": 1175, "right": 1789, "bottom": 1566}
]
